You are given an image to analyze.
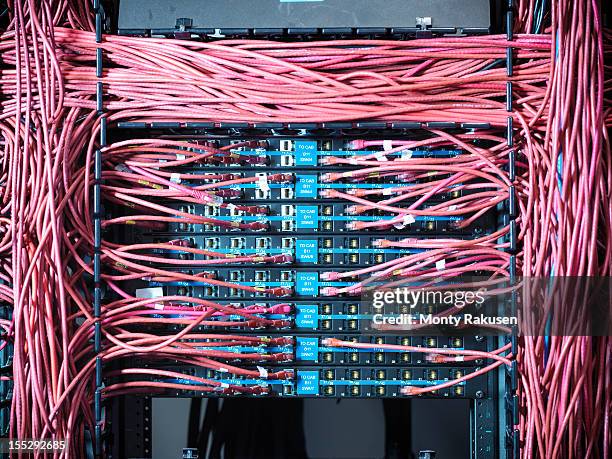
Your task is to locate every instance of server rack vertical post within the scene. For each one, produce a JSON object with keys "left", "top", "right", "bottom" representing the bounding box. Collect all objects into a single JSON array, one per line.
[
  {"left": 503, "top": 1, "right": 520, "bottom": 458},
  {"left": 93, "top": 0, "right": 106, "bottom": 456}
]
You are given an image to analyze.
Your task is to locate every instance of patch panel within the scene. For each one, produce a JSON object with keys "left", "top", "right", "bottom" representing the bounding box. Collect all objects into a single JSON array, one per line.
[
  {"left": 128, "top": 234, "right": 494, "bottom": 266},
  {"left": 293, "top": 336, "right": 486, "bottom": 366},
  {"left": 119, "top": 365, "right": 486, "bottom": 399},
  {"left": 121, "top": 137, "right": 464, "bottom": 169},
  {"left": 121, "top": 202, "right": 494, "bottom": 235}
]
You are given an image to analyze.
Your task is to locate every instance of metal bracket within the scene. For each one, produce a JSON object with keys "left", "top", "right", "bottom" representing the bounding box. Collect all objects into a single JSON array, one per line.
[
  {"left": 175, "top": 18, "right": 193, "bottom": 38},
  {"left": 416, "top": 17, "right": 433, "bottom": 38}
]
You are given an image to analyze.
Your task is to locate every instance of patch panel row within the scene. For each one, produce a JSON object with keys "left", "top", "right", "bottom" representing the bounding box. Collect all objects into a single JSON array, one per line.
[
  {"left": 121, "top": 202, "right": 495, "bottom": 235},
  {"left": 134, "top": 138, "right": 463, "bottom": 169},
  {"left": 125, "top": 334, "right": 484, "bottom": 367},
  {"left": 134, "top": 172, "right": 465, "bottom": 202},
  {"left": 133, "top": 365, "right": 486, "bottom": 398},
  {"left": 126, "top": 233, "right": 503, "bottom": 267},
  {"left": 135, "top": 266, "right": 497, "bottom": 299}
]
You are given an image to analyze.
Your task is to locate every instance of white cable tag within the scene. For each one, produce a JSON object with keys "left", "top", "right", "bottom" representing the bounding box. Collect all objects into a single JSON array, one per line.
[
  {"left": 383, "top": 140, "right": 394, "bottom": 151},
  {"left": 218, "top": 367, "right": 229, "bottom": 373},
  {"left": 436, "top": 259, "right": 446, "bottom": 271},
  {"left": 448, "top": 205, "right": 457, "bottom": 211},
  {"left": 257, "top": 175, "right": 270, "bottom": 193},
  {"left": 170, "top": 173, "right": 182, "bottom": 184},
  {"left": 383, "top": 187, "right": 394, "bottom": 196},
  {"left": 393, "top": 214, "right": 415, "bottom": 230},
  {"left": 400, "top": 150, "right": 413, "bottom": 160},
  {"left": 135, "top": 287, "right": 164, "bottom": 299},
  {"left": 176, "top": 153, "right": 186, "bottom": 160},
  {"left": 374, "top": 151, "right": 389, "bottom": 162},
  {"left": 455, "top": 356, "right": 465, "bottom": 362},
  {"left": 219, "top": 382, "right": 230, "bottom": 388},
  {"left": 257, "top": 366, "right": 269, "bottom": 379},
  {"left": 153, "top": 303, "right": 165, "bottom": 310}
]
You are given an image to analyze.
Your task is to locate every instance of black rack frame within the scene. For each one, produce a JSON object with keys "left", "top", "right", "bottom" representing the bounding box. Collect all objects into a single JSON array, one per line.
[{"left": 92, "top": 1, "right": 520, "bottom": 458}]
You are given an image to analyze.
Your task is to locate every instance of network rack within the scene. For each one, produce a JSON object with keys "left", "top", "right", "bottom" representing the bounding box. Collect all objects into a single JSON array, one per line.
[
  {"left": 91, "top": 1, "right": 518, "bottom": 458},
  {"left": 97, "top": 124, "right": 515, "bottom": 458}
]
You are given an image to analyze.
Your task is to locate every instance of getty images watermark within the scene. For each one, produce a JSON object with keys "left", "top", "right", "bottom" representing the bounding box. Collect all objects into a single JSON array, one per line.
[
  {"left": 361, "top": 277, "right": 612, "bottom": 336},
  {"left": 369, "top": 286, "right": 518, "bottom": 328}
]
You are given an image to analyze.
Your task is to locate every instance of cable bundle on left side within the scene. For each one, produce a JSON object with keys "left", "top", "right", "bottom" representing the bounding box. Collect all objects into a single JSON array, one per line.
[{"left": 1, "top": 0, "right": 97, "bottom": 453}]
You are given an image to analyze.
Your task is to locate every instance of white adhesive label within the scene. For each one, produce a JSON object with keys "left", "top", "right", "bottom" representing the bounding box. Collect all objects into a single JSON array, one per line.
[
  {"left": 170, "top": 173, "right": 182, "bottom": 184},
  {"left": 135, "top": 287, "right": 164, "bottom": 299},
  {"left": 176, "top": 153, "right": 186, "bottom": 160},
  {"left": 448, "top": 205, "right": 458, "bottom": 211},
  {"left": 401, "top": 150, "right": 413, "bottom": 160},
  {"left": 383, "top": 188, "right": 395, "bottom": 196},
  {"left": 383, "top": 140, "right": 394, "bottom": 151},
  {"left": 257, "top": 175, "right": 270, "bottom": 193},
  {"left": 436, "top": 259, "right": 446, "bottom": 271},
  {"left": 455, "top": 356, "right": 465, "bottom": 362},
  {"left": 374, "top": 151, "right": 389, "bottom": 162},
  {"left": 153, "top": 303, "right": 165, "bottom": 310},
  {"left": 257, "top": 366, "right": 269, "bottom": 379},
  {"left": 218, "top": 367, "right": 229, "bottom": 373}
]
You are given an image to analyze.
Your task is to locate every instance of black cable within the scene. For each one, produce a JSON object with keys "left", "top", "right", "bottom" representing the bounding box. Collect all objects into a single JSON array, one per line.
[
  {"left": 383, "top": 399, "right": 412, "bottom": 459},
  {"left": 197, "top": 398, "right": 219, "bottom": 458},
  {"left": 187, "top": 398, "right": 202, "bottom": 448}
]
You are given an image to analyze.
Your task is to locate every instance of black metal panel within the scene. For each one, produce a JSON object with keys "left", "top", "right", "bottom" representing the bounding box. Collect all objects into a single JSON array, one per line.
[{"left": 118, "top": 0, "right": 491, "bottom": 34}]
